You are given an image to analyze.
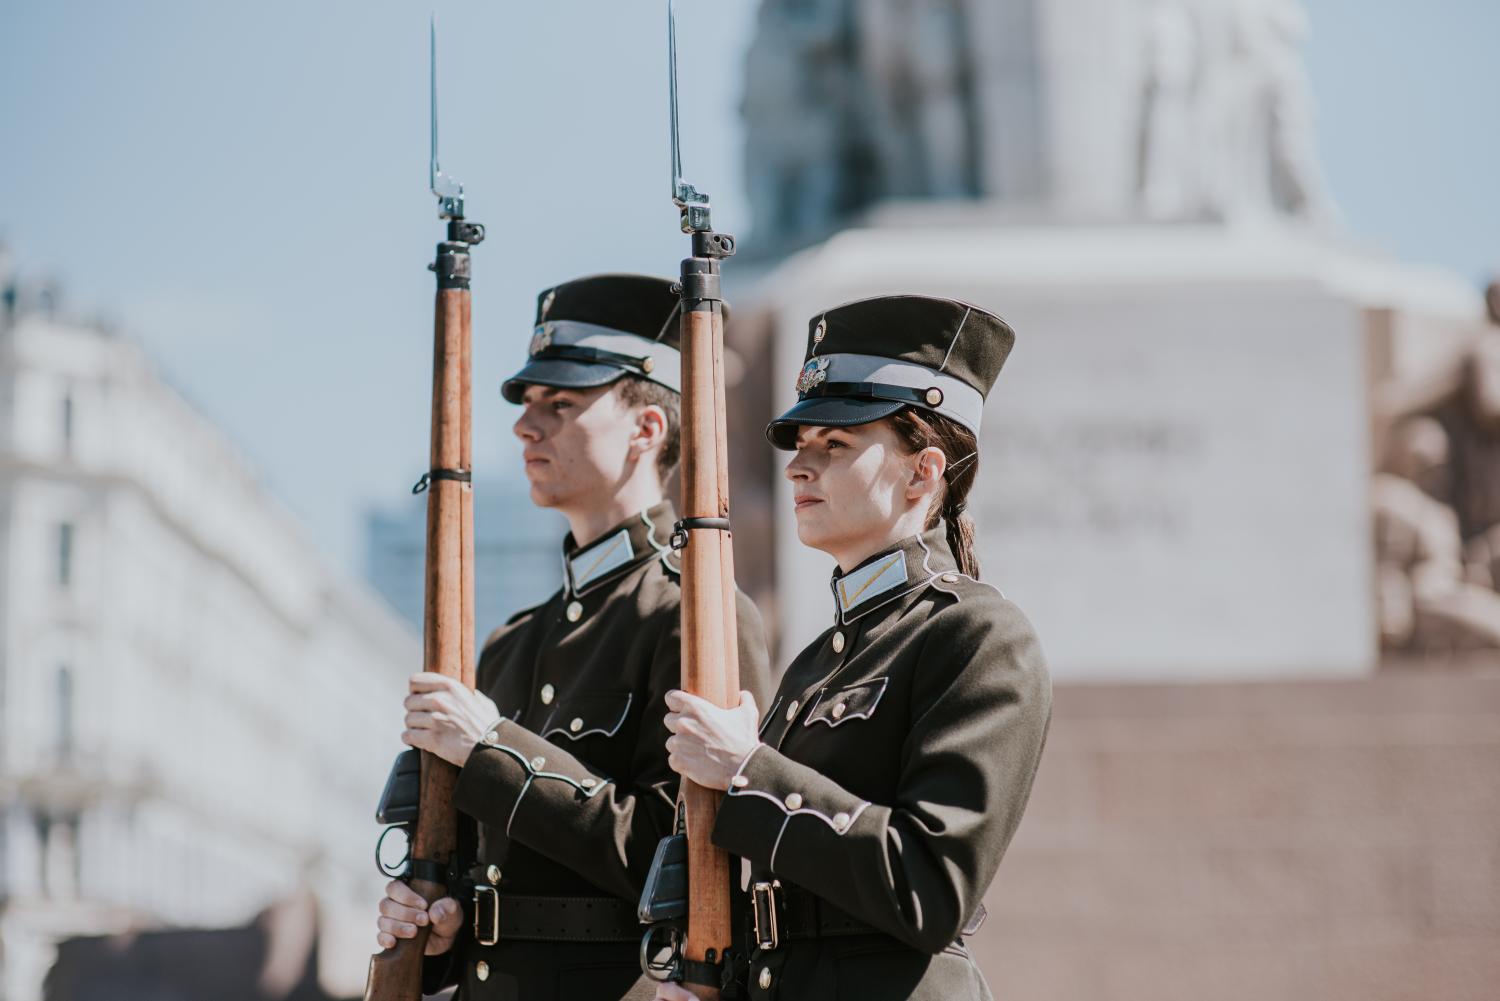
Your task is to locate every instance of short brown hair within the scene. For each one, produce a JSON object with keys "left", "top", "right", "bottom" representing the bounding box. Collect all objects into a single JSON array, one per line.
[{"left": 613, "top": 375, "right": 681, "bottom": 480}]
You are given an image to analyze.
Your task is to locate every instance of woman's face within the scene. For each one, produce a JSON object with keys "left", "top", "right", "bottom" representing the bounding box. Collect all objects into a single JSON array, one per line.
[{"left": 784, "top": 420, "right": 938, "bottom": 569}]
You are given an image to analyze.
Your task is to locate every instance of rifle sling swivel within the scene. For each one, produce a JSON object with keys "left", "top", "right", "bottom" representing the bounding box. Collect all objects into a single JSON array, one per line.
[
  {"left": 412, "top": 468, "right": 473, "bottom": 494},
  {"left": 670, "top": 517, "right": 732, "bottom": 551}
]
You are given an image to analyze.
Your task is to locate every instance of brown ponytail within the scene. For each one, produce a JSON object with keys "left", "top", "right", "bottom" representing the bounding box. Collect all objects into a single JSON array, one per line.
[{"left": 886, "top": 408, "right": 982, "bottom": 579}]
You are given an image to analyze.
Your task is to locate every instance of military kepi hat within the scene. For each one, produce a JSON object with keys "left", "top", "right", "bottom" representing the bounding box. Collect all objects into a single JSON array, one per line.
[
  {"left": 766, "top": 294, "right": 1015, "bottom": 449},
  {"left": 501, "top": 274, "right": 684, "bottom": 403}
]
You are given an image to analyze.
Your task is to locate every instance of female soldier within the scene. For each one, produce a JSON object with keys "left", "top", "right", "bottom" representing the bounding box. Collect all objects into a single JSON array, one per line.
[{"left": 656, "top": 294, "right": 1051, "bottom": 1000}]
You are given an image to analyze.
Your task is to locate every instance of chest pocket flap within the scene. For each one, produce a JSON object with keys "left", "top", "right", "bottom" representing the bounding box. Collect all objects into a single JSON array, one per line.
[
  {"left": 804, "top": 677, "right": 889, "bottom": 728},
  {"left": 541, "top": 691, "right": 634, "bottom": 741}
]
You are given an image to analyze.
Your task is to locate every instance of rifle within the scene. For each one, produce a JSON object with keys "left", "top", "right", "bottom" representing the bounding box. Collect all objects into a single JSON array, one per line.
[
  {"left": 638, "top": 3, "right": 742, "bottom": 997},
  {"left": 364, "top": 18, "right": 482, "bottom": 1001}
]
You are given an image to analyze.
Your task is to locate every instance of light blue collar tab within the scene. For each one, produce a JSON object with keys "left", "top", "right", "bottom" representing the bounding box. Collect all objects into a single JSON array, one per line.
[
  {"left": 834, "top": 551, "right": 909, "bottom": 618},
  {"left": 568, "top": 529, "right": 635, "bottom": 592}
]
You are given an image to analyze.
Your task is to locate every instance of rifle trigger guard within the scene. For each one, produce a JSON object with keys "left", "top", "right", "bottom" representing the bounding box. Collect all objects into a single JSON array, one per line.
[{"left": 640, "top": 924, "right": 682, "bottom": 982}]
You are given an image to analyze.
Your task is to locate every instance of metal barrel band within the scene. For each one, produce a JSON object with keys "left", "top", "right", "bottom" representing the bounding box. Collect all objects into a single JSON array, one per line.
[
  {"left": 669, "top": 516, "right": 732, "bottom": 551},
  {"left": 411, "top": 467, "right": 473, "bottom": 494}
]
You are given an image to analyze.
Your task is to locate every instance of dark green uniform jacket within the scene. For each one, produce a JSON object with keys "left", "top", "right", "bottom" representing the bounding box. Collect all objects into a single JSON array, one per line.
[
  {"left": 425, "top": 502, "right": 772, "bottom": 1000},
  {"left": 712, "top": 526, "right": 1050, "bottom": 1001}
]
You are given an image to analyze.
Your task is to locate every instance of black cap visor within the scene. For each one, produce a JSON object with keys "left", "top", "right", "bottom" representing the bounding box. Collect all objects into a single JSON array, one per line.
[
  {"left": 501, "top": 358, "right": 627, "bottom": 404},
  {"left": 765, "top": 396, "right": 906, "bottom": 449}
]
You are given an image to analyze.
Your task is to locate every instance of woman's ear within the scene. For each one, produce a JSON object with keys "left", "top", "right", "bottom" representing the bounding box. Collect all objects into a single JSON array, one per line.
[{"left": 907, "top": 445, "right": 947, "bottom": 502}]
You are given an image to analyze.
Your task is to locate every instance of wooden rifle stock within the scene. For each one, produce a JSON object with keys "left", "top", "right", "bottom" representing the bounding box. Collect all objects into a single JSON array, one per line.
[
  {"left": 678, "top": 269, "right": 740, "bottom": 999},
  {"left": 364, "top": 246, "right": 477, "bottom": 1001}
]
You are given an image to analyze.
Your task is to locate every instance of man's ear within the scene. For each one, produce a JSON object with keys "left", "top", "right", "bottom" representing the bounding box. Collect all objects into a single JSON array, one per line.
[
  {"left": 906, "top": 445, "right": 947, "bottom": 502},
  {"left": 631, "top": 404, "right": 669, "bottom": 463}
]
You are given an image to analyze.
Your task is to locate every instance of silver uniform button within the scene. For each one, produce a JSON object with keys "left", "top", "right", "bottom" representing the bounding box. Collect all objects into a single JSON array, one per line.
[
  {"left": 531, "top": 755, "right": 547, "bottom": 770},
  {"left": 759, "top": 966, "right": 773, "bottom": 989},
  {"left": 785, "top": 699, "right": 800, "bottom": 722},
  {"left": 476, "top": 960, "right": 490, "bottom": 981},
  {"left": 482, "top": 729, "right": 500, "bottom": 746},
  {"left": 831, "top": 631, "right": 845, "bottom": 653},
  {"left": 581, "top": 777, "right": 597, "bottom": 789},
  {"left": 540, "top": 683, "right": 555, "bottom": 705},
  {"left": 941, "top": 572, "right": 959, "bottom": 583},
  {"left": 569, "top": 717, "right": 584, "bottom": 733},
  {"left": 784, "top": 792, "right": 804, "bottom": 810},
  {"left": 832, "top": 811, "right": 851, "bottom": 831},
  {"left": 566, "top": 600, "right": 583, "bottom": 622},
  {"left": 731, "top": 774, "right": 749, "bottom": 788},
  {"left": 832, "top": 702, "right": 847, "bottom": 719},
  {"left": 486, "top": 864, "right": 501, "bottom": 885}
]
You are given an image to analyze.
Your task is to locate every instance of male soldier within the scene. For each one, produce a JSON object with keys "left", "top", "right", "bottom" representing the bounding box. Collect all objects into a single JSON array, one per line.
[{"left": 376, "top": 274, "right": 772, "bottom": 1000}]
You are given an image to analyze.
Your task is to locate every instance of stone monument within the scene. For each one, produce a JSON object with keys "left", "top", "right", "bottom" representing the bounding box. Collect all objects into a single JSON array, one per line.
[{"left": 734, "top": 0, "right": 1487, "bottom": 679}]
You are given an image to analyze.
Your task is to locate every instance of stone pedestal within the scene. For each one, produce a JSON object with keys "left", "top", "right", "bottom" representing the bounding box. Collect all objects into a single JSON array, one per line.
[{"left": 745, "top": 220, "right": 1478, "bottom": 680}]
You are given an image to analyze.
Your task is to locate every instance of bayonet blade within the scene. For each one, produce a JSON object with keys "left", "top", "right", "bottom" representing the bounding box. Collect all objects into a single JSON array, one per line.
[
  {"left": 667, "top": 0, "right": 710, "bottom": 230},
  {"left": 429, "top": 13, "right": 464, "bottom": 220}
]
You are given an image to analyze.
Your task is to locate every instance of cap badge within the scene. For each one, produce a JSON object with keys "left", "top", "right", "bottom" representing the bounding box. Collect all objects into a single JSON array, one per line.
[
  {"left": 539, "top": 289, "right": 556, "bottom": 318},
  {"left": 813, "top": 318, "right": 827, "bottom": 344},
  {"left": 925, "top": 387, "right": 944, "bottom": 407},
  {"left": 796, "top": 356, "right": 831, "bottom": 395},
  {"left": 529, "top": 324, "right": 553, "bottom": 358}
]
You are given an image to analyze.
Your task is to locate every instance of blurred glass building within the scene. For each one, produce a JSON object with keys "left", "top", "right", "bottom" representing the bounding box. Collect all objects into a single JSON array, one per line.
[{"left": 365, "top": 478, "right": 565, "bottom": 641}]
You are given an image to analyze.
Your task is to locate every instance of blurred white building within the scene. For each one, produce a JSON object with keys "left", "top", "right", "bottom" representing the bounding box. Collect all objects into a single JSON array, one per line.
[{"left": 0, "top": 260, "right": 417, "bottom": 1000}]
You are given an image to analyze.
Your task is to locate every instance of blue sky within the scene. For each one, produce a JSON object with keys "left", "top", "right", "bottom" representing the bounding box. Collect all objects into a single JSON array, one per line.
[{"left": 1, "top": 0, "right": 1496, "bottom": 574}]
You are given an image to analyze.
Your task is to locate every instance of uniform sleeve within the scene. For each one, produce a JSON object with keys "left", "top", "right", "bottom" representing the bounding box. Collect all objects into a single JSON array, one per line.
[
  {"left": 710, "top": 599, "right": 1051, "bottom": 953},
  {"left": 450, "top": 594, "right": 771, "bottom": 901},
  {"left": 451, "top": 620, "right": 676, "bottom": 900}
]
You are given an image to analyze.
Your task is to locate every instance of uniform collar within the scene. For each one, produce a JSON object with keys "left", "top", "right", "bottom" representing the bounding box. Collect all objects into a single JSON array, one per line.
[
  {"left": 828, "top": 525, "right": 956, "bottom": 624},
  {"left": 562, "top": 501, "right": 676, "bottom": 596}
]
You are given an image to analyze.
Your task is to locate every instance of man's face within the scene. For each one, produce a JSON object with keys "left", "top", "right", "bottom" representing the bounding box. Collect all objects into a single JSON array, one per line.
[{"left": 512, "top": 383, "right": 641, "bottom": 512}]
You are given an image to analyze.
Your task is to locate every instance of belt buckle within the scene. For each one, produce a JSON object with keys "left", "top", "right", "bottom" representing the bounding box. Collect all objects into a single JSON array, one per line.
[
  {"left": 751, "top": 880, "right": 782, "bottom": 951},
  {"left": 472, "top": 885, "right": 500, "bottom": 947}
]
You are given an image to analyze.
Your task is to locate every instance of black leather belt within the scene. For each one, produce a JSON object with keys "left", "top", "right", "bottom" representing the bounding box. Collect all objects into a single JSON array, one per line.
[
  {"left": 751, "top": 881, "right": 985, "bottom": 951},
  {"left": 479, "top": 893, "right": 641, "bottom": 944},
  {"left": 751, "top": 881, "right": 881, "bottom": 950}
]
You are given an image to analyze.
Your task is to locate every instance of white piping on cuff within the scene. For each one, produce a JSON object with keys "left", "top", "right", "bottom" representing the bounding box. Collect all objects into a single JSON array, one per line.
[
  {"left": 505, "top": 774, "right": 534, "bottom": 836},
  {"left": 725, "top": 786, "right": 871, "bottom": 835},
  {"left": 767, "top": 814, "right": 792, "bottom": 871},
  {"left": 730, "top": 742, "right": 767, "bottom": 784}
]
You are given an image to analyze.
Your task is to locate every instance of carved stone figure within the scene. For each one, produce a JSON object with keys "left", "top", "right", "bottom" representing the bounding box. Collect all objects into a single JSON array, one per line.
[
  {"left": 1195, "top": 0, "right": 1332, "bottom": 220},
  {"left": 1373, "top": 304, "right": 1500, "bottom": 655},
  {"left": 855, "top": 0, "right": 979, "bottom": 200},
  {"left": 743, "top": 0, "right": 1336, "bottom": 246},
  {"left": 1138, "top": 0, "right": 1207, "bottom": 218},
  {"left": 742, "top": 0, "right": 856, "bottom": 246}
]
